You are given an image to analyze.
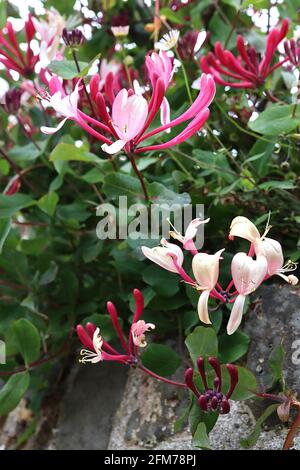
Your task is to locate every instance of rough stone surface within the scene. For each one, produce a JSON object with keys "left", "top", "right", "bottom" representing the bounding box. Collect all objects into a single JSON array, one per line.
[
  {"left": 108, "top": 368, "right": 300, "bottom": 450},
  {"left": 244, "top": 284, "right": 300, "bottom": 392},
  {"left": 48, "top": 361, "right": 127, "bottom": 450}
]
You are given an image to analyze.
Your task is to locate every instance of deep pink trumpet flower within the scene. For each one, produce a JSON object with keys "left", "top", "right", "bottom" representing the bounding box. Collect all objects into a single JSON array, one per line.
[
  {"left": 76, "top": 289, "right": 155, "bottom": 365},
  {"left": 200, "top": 19, "right": 289, "bottom": 89},
  {"left": 0, "top": 16, "right": 38, "bottom": 77},
  {"left": 42, "top": 72, "right": 215, "bottom": 155},
  {"left": 184, "top": 357, "right": 238, "bottom": 414}
]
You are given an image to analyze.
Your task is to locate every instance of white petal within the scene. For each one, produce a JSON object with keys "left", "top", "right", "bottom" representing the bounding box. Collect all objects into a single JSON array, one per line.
[
  {"left": 101, "top": 139, "right": 126, "bottom": 155},
  {"left": 41, "top": 117, "right": 68, "bottom": 134},
  {"left": 197, "top": 289, "right": 211, "bottom": 324},
  {"left": 227, "top": 294, "right": 246, "bottom": 335},
  {"left": 160, "top": 97, "right": 171, "bottom": 133},
  {"left": 194, "top": 31, "right": 207, "bottom": 53}
]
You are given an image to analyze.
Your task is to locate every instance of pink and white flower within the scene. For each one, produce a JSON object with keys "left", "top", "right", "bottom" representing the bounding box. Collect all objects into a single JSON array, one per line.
[
  {"left": 131, "top": 320, "right": 155, "bottom": 347},
  {"left": 257, "top": 238, "right": 298, "bottom": 285},
  {"left": 141, "top": 238, "right": 184, "bottom": 274},
  {"left": 192, "top": 249, "right": 225, "bottom": 324},
  {"left": 169, "top": 217, "right": 210, "bottom": 253},
  {"left": 101, "top": 89, "right": 148, "bottom": 154}
]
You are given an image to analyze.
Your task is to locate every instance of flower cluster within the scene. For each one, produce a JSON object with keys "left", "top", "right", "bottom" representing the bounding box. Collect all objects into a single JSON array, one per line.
[
  {"left": 142, "top": 216, "right": 298, "bottom": 335},
  {"left": 40, "top": 57, "right": 216, "bottom": 156},
  {"left": 185, "top": 357, "right": 238, "bottom": 414},
  {"left": 200, "top": 19, "right": 289, "bottom": 89},
  {"left": 0, "top": 16, "right": 37, "bottom": 78},
  {"left": 76, "top": 289, "right": 155, "bottom": 365}
]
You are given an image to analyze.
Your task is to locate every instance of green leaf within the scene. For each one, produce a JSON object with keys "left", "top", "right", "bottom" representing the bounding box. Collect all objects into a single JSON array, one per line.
[
  {"left": 50, "top": 143, "right": 100, "bottom": 163},
  {"left": 140, "top": 344, "right": 181, "bottom": 377},
  {"left": 13, "top": 319, "right": 41, "bottom": 366},
  {"left": 48, "top": 60, "right": 89, "bottom": 79},
  {"left": 185, "top": 326, "right": 218, "bottom": 366},
  {"left": 103, "top": 173, "right": 146, "bottom": 202},
  {"left": 38, "top": 192, "right": 59, "bottom": 216},
  {"left": 258, "top": 180, "right": 295, "bottom": 191},
  {"left": 240, "top": 404, "right": 278, "bottom": 448},
  {"left": 76, "top": 53, "right": 101, "bottom": 78},
  {"left": 159, "top": 7, "right": 185, "bottom": 24},
  {"left": 192, "top": 422, "right": 212, "bottom": 449},
  {"left": 174, "top": 405, "right": 190, "bottom": 433},
  {"left": 142, "top": 264, "right": 179, "bottom": 297},
  {"left": 218, "top": 331, "right": 250, "bottom": 363},
  {"left": 0, "top": 218, "right": 11, "bottom": 253},
  {"left": 0, "top": 194, "right": 36, "bottom": 218},
  {"left": 269, "top": 343, "right": 285, "bottom": 386},
  {"left": 39, "top": 261, "right": 58, "bottom": 286},
  {"left": 248, "top": 105, "right": 300, "bottom": 135},
  {"left": 0, "top": 372, "right": 30, "bottom": 416}
]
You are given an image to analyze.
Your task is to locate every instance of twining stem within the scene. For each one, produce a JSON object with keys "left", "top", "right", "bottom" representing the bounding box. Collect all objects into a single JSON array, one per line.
[
  {"left": 283, "top": 406, "right": 300, "bottom": 450},
  {"left": 71, "top": 49, "right": 97, "bottom": 117},
  {"left": 129, "top": 153, "right": 149, "bottom": 202},
  {"left": 138, "top": 364, "right": 187, "bottom": 388},
  {"left": 17, "top": 117, "right": 41, "bottom": 151}
]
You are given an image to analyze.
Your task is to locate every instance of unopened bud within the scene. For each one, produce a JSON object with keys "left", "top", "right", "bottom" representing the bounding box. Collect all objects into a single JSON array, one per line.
[{"left": 62, "top": 28, "right": 85, "bottom": 47}]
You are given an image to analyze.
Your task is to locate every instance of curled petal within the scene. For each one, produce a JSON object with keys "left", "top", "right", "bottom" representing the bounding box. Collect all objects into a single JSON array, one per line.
[
  {"left": 197, "top": 289, "right": 211, "bottom": 324},
  {"left": 227, "top": 294, "right": 246, "bottom": 335}
]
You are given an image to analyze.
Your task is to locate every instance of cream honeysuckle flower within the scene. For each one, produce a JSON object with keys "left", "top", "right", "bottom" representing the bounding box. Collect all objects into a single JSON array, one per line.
[
  {"left": 111, "top": 25, "right": 130, "bottom": 38},
  {"left": 141, "top": 238, "right": 184, "bottom": 273},
  {"left": 169, "top": 217, "right": 210, "bottom": 251},
  {"left": 192, "top": 249, "right": 225, "bottom": 324},
  {"left": 79, "top": 328, "right": 103, "bottom": 364}
]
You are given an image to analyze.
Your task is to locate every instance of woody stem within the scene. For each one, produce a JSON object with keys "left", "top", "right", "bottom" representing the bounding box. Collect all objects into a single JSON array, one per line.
[{"left": 283, "top": 406, "right": 300, "bottom": 450}]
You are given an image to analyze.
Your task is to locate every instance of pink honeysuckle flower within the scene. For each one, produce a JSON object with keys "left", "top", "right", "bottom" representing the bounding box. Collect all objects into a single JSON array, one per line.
[
  {"left": 227, "top": 253, "right": 268, "bottom": 335},
  {"left": 131, "top": 320, "right": 155, "bottom": 347},
  {"left": 178, "top": 30, "right": 207, "bottom": 61},
  {"left": 169, "top": 217, "right": 210, "bottom": 254},
  {"left": 200, "top": 19, "right": 289, "bottom": 89},
  {"left": 101, "top": 89, "right": 149, "bottom": 154},
  {"left": 145, "top": 50, "right": 175, "bottom": 130},
  {"left": 141, "top": 238, "right": 184, "bottom": 274},
  {"left": 40, "top": 76, "right": 113, "bottom": 145},
  {"left": 256, "top": 238, "right": 299, "bottom": 285},
  {"left": 42, "top": 69, "right": 215, "bottom": 156},
  {"left": 0, "top": 16, "right": 38, "bottom": 77},
  {"left": 77, "top": 289, "right": 155, "bottom": 365},
  {"left": 192, "top": 249, "right": 225, "bottom": 325}
]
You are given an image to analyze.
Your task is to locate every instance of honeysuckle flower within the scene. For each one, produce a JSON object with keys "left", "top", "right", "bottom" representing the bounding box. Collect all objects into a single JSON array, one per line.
[
  {"left": 169, "top": 217, "right": 210, "bottom": 253},
  {"left": 227, "top": 253, "right": 268, "bottom": 335},
  {"left": 79, "top": 327, "right": 103, "bottom": 364},
  {"left": 155, "top": 30, "right": 180, "bottom": 51},
  {"left": 200, "top": 19, "right": 289, "bottom": 88},
  {"left": 192, "top": 249, "right": 225, "bottom": 324},
  {"left": 141, "top": 238, "right": 184, "bottom": 274},
  {"left": 229, "top": 216, "right": 262, "bottom": 245},
  {"left": 101, "top": 89, "right": 148, "bottom": 154},
  {"left": 3, "top": 88, "right": 23, "bottom": 114},
  {"left": 0, "top": 15, "right": 38, "bottom": 77},
  {"left": 257, "top": 238, "right": 299, "bottom": 285},
  {"left": 184, "top": 356, "right": 238, "bottom": 414},
  {"left": 40, "top": 78, "right": 81, "bottom": 134},
  {"left": 62, "top": 28, "right": 85, "bottom": 47},
  {"left": 111, "top": 25, "right": 130, "bottom": 38},
  {"left": 77, "top": 289, "right": 154, "bottom": 365},
  {"left": 131, "top": 320, "right": 155, "bottom": 347},
  {"left": 33, "top": 8, "right": 65, "bottom": 65},
  {"left": 145, "top": 50, "right": 174, "bottom": 129},
  {"left": 40, "top": 76, "right": 113, "bottom": 145}
]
